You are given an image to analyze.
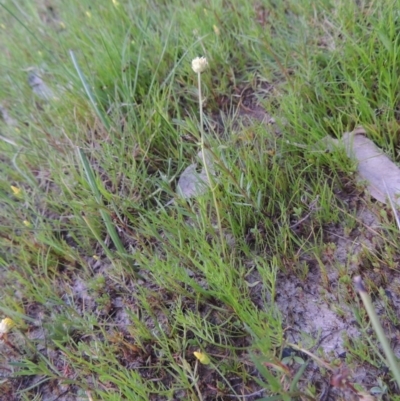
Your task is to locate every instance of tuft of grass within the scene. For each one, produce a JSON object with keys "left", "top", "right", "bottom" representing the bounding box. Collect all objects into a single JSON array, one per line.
[{"left": 1, "top": 0, "right": 400, "bottom": 399}]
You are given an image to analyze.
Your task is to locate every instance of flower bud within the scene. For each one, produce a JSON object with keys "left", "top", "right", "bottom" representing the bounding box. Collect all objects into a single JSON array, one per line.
[{"left": 193, "top": 351, "right": 210, "bottom": 364}]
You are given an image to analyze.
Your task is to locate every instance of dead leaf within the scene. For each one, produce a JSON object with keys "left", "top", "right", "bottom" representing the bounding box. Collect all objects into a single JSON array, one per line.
[
  {"left": 176, "top": 150, "right": 215, "bottom": 199},
  {"left": 342, "top": 127, "right": 400, "bottom": 205}
]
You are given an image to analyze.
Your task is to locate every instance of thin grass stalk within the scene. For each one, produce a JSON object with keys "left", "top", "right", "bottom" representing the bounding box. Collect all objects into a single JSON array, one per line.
[
  {"left": 383, "top": 179, "right": 400, "bottom": 230},
  {"left": 69, "top": 50, "right": 110, "bottom": 130},
  {"left": 0, "top": 4, "right": 52, "bottom": 53},
  {"left": 354, "top": 276, "right": 400, "bottom": 388},
  {"left": 197, "top": 70, "right": 226, "bottom": 259}
]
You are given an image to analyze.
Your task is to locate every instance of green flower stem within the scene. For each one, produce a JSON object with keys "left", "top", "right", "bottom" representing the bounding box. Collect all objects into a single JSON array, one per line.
[{"left": 197, "top": 71, "right": 226, "bottom": 260}]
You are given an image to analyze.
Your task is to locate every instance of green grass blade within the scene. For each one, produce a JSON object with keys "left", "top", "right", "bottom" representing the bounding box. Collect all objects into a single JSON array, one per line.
[
  {"left": 69, "top": 50, "right": 110, "bottom": 130},
  {"left": 289, "top": 361, "right": 309, "bottom": 392},
  {"left": 354, "top": 277, "right": 400, "bottom": 388},
  {"left": 76, "top": 147, "right": 125, "bottom": 257}
]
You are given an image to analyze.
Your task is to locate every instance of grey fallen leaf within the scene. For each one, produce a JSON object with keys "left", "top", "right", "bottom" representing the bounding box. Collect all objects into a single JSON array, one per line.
[
  {"left": 176, "top": 150, "right": 215, "bottom": 199},
  {"left": 28, "top": 71, "right": 55, "bottom": 100},
  {"left": 342, "top": 126, "right": 400, "bottom": 205}
]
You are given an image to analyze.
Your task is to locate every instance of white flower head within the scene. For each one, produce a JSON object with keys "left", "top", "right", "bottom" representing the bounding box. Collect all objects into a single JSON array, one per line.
[{"left": 191, "top": 57, "right": 208, "bottom": 73}]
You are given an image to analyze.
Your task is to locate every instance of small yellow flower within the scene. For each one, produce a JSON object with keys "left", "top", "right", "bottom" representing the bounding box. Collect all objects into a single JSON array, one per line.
[
  {"left": 112, "top": 0, "right": 119, "bottom": 6},
  {"left": 193, "top": 351, "right": 210, "bottom": 365},
  {"left": 93, "top": 255, "right": 99, "bottom": 260},
  {"left": 0, "top": 318, "right": 16, "bottom": 334},
  {"left": 86, "top": 11, "right": 92, "bottom": 18},
  {"left": 23, "top": 220, "right": 31, "bottom": 227},
  {"left": 10, "top": 185, "right": 22, "bottom": 197},
  {"left": 59, "top": 21, "right": 66, "bottom": 29},
  {"left": 213, "top": 25, "right": 220, "bottom": 36},
  {"left": 191, "top": 57, "right": 208, "bottom": 74}
]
